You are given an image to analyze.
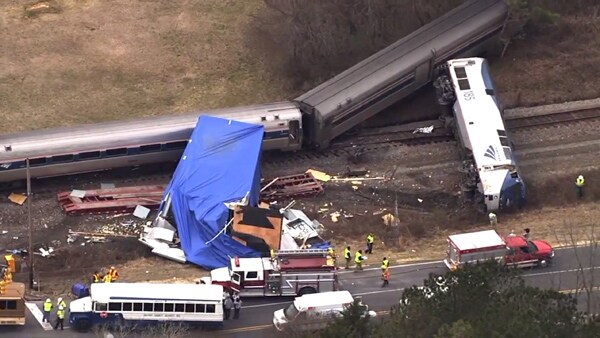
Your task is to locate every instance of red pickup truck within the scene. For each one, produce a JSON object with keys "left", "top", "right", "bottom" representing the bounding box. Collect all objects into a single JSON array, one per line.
[{"left": 444, "top": 230, "right": 554, "bottom": 270}]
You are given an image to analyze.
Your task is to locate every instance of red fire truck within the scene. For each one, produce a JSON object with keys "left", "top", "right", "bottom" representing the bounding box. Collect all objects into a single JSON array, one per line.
[
  {"left": 444, "top": 230, "right": 554, "bottom": 270},
  {"left": 200, "top": 249, "right": 338, "bottom": 297}
]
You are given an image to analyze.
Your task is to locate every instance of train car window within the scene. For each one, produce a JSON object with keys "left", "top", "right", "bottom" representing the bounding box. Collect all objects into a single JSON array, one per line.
[
  {"left": 4, "top": 145, "right": 12, "bottom": 152},
  {"left": 274, "top": 115, "right": 280, "bottom": 120},
  {"left": 79, "top": 151, "right": 101, "bottom": 160},
  {"left": 260, "top": 116, "right": 266, "bottom": 121},
  {"left": 499, "top": 136, "right": 510, "bottom": 147},
  {"left": 485, "top": 89, "right": 494, "bottom": 95},
  {"left": 52, "top": 154, "right": 74, "bottom": 163},
  {"left": 454, "top": 67, "right": 467, "bottom": 78},
  {"left": 140, "top": 144, "right": 161, "bottom": 153},
  {"left": 29, "top": 158, "right": 48, "bottom": 166},
  {"left": 503, "top": 147, "right": 512, "bottom": 161},
  {"left": 106, "top": 148, "right": 128, "bottom": 156},
  {"left": 165, "top": 141, "right": 188, "bottom": 150},
  {"left": 497, "top": 130, "right": 507, "bottom": 137},
  {"left": 457, "top": 79, "right": 471, "bottom": 91}
]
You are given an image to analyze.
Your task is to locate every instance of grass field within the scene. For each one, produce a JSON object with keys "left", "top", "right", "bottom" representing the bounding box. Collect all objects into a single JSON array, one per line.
[
  {"left": 1, "top": 1, "right": 599, "bottom": 133},
  {"left": 0, "top": 0, "right": 286, "bottom": 133}
]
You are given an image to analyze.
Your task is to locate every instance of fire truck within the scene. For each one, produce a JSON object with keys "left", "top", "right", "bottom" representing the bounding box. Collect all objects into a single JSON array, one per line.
[
  {"left": 200, "top": 249, "right": 338, "bottom": 297},
  {"left": 444, "top": 230, "right": 554, "bottom": 271}
]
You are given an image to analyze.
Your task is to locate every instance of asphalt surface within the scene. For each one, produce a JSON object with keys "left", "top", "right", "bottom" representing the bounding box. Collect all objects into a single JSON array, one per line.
[{"left": 3, "top": 244, "right": 599, "bottom": 338}]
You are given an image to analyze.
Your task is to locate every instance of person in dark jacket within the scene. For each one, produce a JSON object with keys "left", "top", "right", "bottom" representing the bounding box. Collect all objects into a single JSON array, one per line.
[
  {"left": 223, "top": 295, "right": 233, "bottom": 320},
  {"left": 233, "top": 292, "right": 242, "bottom": 319}
]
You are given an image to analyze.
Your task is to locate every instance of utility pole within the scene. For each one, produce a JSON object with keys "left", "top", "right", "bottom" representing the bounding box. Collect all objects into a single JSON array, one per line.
[{"left": 26, "top": 158, "right": 34, "bottom": 290}]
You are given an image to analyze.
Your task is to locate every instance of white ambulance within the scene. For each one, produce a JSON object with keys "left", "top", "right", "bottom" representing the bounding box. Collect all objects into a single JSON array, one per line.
[{"left": 272, "top": 290, "right": 376, "bottom": 332}]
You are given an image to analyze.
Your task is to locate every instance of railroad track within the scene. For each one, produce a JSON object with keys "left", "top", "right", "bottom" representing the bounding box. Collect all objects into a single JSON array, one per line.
[{"left": 505, "top": 107, "right": 600, "bottom": 130}]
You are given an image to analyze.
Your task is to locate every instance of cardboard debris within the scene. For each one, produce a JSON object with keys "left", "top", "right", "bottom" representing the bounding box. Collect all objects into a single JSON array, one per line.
[
  {"left": 330, "top": 211, "right": 341, "bottom": 223},
  {"left": 413, "top": 125, "right": 434, "bottom": 134},
  {"left": 306, "top": 169, "right": 331, "bottom": 182},
  {"left": 8, "top": 193, "right": 27, "bottom": 205}
]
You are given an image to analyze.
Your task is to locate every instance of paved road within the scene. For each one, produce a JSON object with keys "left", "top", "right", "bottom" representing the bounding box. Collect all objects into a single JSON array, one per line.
[{"left": 3, "top": 244, "right": 598, "bottom": 337}]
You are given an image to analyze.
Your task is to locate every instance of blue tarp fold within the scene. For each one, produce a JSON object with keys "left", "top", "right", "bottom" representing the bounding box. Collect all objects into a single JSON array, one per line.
[{"left": 162, "top": 116, "right": 264, "bottom": 269}]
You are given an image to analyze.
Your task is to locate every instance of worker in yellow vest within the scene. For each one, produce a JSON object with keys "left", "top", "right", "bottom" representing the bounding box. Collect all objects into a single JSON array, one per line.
[
  {"left": 108, "top": 266, "right": 119, "bottom": 281},
  {"left": 354, "top": 250, "right": 364, "bottom": 270},
  {"left": 381, "top": 257, "right": 389, "bottom": 272},
  {"left": 42, "top": 298, "right": 52, "bottom": 323},
  {"left": 576, "top": 175, "right": 585, "bottom": 198},
  {"left": 103, "top": 273, "right": 112, "bottom": 283},
  {"left": 327, "top": 247, "right": 336, "bottom": 264},
  {"left": 366, "top": 233, "right": 374, "bottom": 254},
  {"left": 92, "top": 271, "right": 102, "bottom": 283},
  {"left": 56, "top": 297, "right": 66, "bottom": 309},
  {"left": 54, "top": 306, "right": 65, "bottom": 330},
  {"left": 343, "top": 246, "right": 352, "bottom": 269}
]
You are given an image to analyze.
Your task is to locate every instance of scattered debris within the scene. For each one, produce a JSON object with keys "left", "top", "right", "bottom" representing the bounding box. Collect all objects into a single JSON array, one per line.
[
  {"left": 1, "top": 230, "right": 7, "bottom": 235},
  {"left": 8, "top": 193, "right": 27, "bottom": 205},
  {"left": 305, "top": 169, "right": 331, "bottom": 182},
  {"left": 382, "top": 213, "right": 395, "bottom": 226},
  {"left": 417, "top": 198, "right": 423, "bottom": 203},
  {"left": 133, "top": 205, "right": 151, "bottom": 219},
  {"left": 100, "top": 183, "right": 116, "bottom": 189},
  {"left": 413, "top": 125, "right": 434, "bottom": 134},
  {"left": 68, "top": 230, "right": 138, "bottom": 239},
  {"left": 345, "top": 167, "right": 368, "bottom": 177},
  {"left": 330, "top": 211, "right": 341, "bottom": 223},
  {"left": 260, "top": 173, "right": 324, "bottom": 202},
  {"left": 58, "top": 185, "right": 165, "bottom": 215},
  {"left": 38, "top": 247, "right": 54, "bottom": 257}
]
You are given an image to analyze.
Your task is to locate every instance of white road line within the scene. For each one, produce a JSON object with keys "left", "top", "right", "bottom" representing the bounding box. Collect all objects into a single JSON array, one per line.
[
  {"left": 25, "top": 302, "right": 53, "bottom": 331},
  {"left": 524, "top": 266, "right": 598, "bottom": 277},
  {"left": 244, "top": 301, "right": 291, "bottom": 309},
  {"left": 354, "top": 287, "right": 405, "bottom": 296},
  {"left": 337, "top": 260, "right": 443, "bottom": 274}
]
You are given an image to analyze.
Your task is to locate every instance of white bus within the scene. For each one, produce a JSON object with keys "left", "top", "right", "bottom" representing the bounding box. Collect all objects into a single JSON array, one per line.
[{"left": 68, "top": 283, "right": 224, "bottom": 332}]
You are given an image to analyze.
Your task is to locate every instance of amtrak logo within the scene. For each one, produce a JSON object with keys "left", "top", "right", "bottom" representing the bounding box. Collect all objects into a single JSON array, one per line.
[{"left": 483, "top": 145, "right": 498, "bottom": 161}]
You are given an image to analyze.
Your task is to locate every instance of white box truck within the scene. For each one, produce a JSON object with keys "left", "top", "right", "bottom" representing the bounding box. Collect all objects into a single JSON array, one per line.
[{"left": 272, "top": 290, "right": 376, "bottom": 332}]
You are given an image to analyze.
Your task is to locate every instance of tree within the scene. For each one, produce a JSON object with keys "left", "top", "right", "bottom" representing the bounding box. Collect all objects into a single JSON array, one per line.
[
  {"left": 317, "top": 298, "right": 376, "bottom": 338},
  {"left": 373, "top": 261, "right": 595, "bottom": 338}
]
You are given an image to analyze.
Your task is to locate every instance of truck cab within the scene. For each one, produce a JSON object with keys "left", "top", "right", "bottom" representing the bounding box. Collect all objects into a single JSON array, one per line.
[{"left": 504, "top": 236, "right": 554, "bottom": 268}]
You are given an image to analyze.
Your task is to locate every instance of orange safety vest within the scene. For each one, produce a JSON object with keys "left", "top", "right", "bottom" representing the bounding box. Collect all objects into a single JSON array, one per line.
[
  {"left": 103, "top": 274, "right": 112, "bottom": 283},
  {"left": 383, "top": 269, "right": 390, "bottom": 281},
  {"left": 109, "top": 268, "right": 119, "bottom": 280}
]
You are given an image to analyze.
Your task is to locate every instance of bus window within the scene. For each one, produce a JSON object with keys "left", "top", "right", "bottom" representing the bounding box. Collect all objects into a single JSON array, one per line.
[
  {"left": 164, "top": 303, "right": 174, "bottom": 312},
  {"left": 108, "top": 303, "right": 122, "bottom": 311},
  {"left": 123, "top": 303, "right": 132, "bottom": 311},
  {"left": 94, "top": 302, "right": 107, "bottom": 311},
  {"left": 185, "top": 304, "right": 194, "bottom": 313},
  {"left": 175, "top": 304, "right": 184, "bottom": 312},
  {"left": 154, "top": 303, "right": 163, "bottom": 312},
  {"left": 143, "top": 303, "right": 153, "bottom": 311},
  {"left": 206, "top": 304, "right": 215, "bottom": 313},
  {"left": 195, "top": 304, "right": 205, "bottom": 313},
  {"left": 133, "top": 303, "right": 143, "bottom": 311}
]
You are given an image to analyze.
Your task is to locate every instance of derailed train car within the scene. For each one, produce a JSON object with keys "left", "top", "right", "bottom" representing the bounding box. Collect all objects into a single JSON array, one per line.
[
  {"left": 435, "top": 57, "right": 525, "bottom": 212},
  {"left": 0, "top": 102, "right": 302, "bottom": 184},
  {"left": 296, "top": 0, "right": 508, "bottom": 148}
]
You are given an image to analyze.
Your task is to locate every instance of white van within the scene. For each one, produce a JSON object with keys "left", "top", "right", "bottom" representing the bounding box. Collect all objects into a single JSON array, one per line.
[{"left": 272, "top": 291, "right": 376, "bottom": 332}]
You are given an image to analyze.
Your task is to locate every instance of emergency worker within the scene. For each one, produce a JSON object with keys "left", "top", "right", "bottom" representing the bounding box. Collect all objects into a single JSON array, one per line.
[
  {"left": 103, "top": 273, "right": 112, "bottom": 283},
  {"left": 355, "top": 250, "right": 364, "bottom": 270},
  {"left": 108, "top": 266, "right": 119, "bottom": 281},
  {"left": 328, "top": 247, "right": 336, "bottom": 264},
  {"left": 54, "top": 306, "right": 65, "bottom": 330},
  {"left": 382, "top": 269, "right": 390, "bottom": 287},
  {"left": 344, "top": 246, "right": 352, "bottom": 269},
  {"left": 366, "top": 233, "right": 375, "bottom": 254},
  {"left": 576, "top": 175, "right": 585, "bottom": 198},
  {"left": 381, "top": 257, "right": 389, "bottom": 272},
  {"left": 42, "top": 298, "right": 52, "bottom": 323},
  {"left": 56, "top": 297, "right": 66, "bottom": 309},
  {"left": 489, "top": 212, "right": 497, "bottom": 226},
  {"left": 523, "top": 228, "right": 530, "bottom": 240},
  {"left": 92, "top": 271, "right": 101, "bottom": 283}
]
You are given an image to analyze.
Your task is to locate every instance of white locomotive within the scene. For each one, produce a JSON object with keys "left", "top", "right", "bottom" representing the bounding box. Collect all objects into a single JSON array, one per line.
[{"left": 435, "top": 57, "right": 525, "bottom": 211}]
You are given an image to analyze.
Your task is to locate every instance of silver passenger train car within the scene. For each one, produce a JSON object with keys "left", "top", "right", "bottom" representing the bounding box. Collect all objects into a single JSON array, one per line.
[
  {"left": 0, "top": 102, "right": 301, "bottom": 183},
  {"left": 296, "top": 0, "right": 508, "bottom": 148}
]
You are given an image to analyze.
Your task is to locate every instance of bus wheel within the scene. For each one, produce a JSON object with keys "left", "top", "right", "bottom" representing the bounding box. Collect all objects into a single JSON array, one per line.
[
  {"left": 75, "top": 318, "right": 92, "bottom": 332},
  {"left": 298, "top": 286, "right": 317, "bottom": 296}
]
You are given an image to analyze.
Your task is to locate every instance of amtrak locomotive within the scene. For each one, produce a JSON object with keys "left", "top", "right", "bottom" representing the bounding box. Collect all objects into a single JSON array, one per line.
[
  {"left": 435, "top": 57, "right": 525, "bottom": 211},
  {"left": 0, "top": 0, "right": 508, "bottom": 185}
]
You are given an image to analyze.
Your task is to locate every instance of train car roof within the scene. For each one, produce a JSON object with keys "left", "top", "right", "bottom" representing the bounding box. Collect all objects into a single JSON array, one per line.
[
  {"left": 90, "top": 283, "right": 223, "bottom": 303},
  {"left": 447, "top": 57, "right": 514, "bottom": 168},
  {"left": 295, "top": 0, "right": 508, "bottom": 116},
  {"left": 0, "top": 102, "right": 298, "bottom": 160}
]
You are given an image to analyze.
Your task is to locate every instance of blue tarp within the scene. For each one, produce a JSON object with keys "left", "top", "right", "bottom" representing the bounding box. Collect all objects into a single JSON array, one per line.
[{"left": 162, "top": 116, "right": 264, "bottom": 269}]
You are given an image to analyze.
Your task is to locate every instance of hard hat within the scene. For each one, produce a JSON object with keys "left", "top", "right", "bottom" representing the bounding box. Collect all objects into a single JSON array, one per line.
[
  {"left": 578, "top": 175, "right": 584, "bottom": 179},
  {"left": 46, "top": 298, "right": 51, "bottom": 302},
  {"left": 111, "top": 266, "right": 115, "bottom": 269},
  {"left": 58, "top": 305, "right": 64, "bottom": 310},
  {"left": 57, "top": 297, "right": 62, "bottom": 302}
]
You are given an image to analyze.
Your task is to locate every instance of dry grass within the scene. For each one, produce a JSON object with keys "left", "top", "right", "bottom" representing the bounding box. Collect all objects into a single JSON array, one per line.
[{"left": 0, "top": 0, "right": 286, "bottom": 133}]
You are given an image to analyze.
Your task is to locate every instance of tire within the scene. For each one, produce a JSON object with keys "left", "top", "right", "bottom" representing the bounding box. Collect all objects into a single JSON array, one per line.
[
  {"left": 74, "top": 318, "right": 92, "bottom": 332},
  {"left": 298, "top": 286, "right": 317, "bottom": 296}
]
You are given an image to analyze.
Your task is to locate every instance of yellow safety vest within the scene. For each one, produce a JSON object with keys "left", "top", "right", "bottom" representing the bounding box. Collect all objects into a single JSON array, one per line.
[
  {"left": 381, "top": 258, "right": 389, "bottom": 269},
  {"left": 354, "top": 252, "right": 363, "bottom": 264},
  {"left": 43, "top": 301, "right": 53, "bottom": 312},
  {"left": 103, "top": 274, "right": 112, "bottom": 283},
  {"left": 344, "top": 248, "right": 351, "bottom": 259},
  {"left": 93, "top": 273, "right": 100, "bottom": 283},
  {"left": 57, "top": 301, "right": 66, "bottom": 308},
  {"left": 57, "top": 309, "right": 65, "bottom": 320},
  {"left": 576, "top": 177, "right": 585, "bottom": 187},
  {"left": 367, "top": 234, "right": 374, "bottom": 244}
]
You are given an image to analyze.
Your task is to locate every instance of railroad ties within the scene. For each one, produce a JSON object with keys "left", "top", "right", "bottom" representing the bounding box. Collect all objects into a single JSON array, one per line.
[
  {"left": 57, "top": 185, "right": 166, "bottom": 215},
  {"left": 260, "top": 173, "right": 324, "bottom": 202}
]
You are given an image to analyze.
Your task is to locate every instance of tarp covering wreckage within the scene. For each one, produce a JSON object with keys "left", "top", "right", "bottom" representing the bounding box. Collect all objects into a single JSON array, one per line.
[{"left": 146, "top": 115, "right": 264, "bottom": 270}]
